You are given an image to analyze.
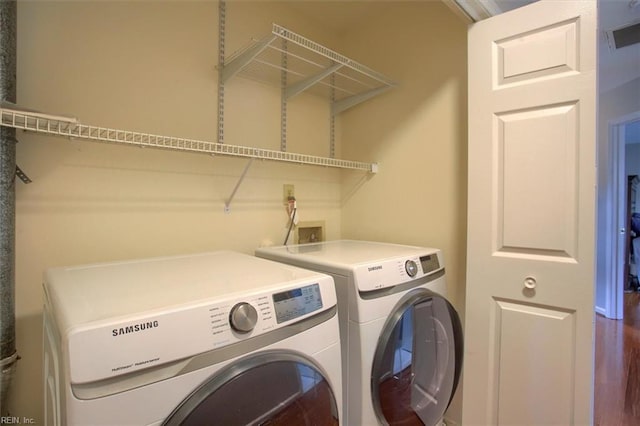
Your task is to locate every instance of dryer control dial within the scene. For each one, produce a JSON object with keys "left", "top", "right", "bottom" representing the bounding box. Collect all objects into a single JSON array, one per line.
[
  {"left": 229, "top": 302, "right": 258, "bottom": 333},
  {"left": 405, "top": 260, "right": 418, "bottom": 277}
]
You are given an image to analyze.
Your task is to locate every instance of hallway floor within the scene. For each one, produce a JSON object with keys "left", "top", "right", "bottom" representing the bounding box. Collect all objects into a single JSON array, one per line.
[{"left": 595, "top": 292, "right": 640, "bottom": 425}]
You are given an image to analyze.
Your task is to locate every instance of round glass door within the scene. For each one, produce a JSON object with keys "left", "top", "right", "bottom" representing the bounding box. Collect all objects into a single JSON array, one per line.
[
  {"left": 371, "top": 289, "right": 463, "bottom": 426},
  {"left": 163, "top": 351, "right": 339, "bottom": 426}
]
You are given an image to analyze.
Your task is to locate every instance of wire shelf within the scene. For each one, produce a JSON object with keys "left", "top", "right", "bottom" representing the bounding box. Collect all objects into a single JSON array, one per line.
[
  {"left": 223, "top": 24, "right": 396, "bottom": 111},
  {"left": 0, "top": 106, "right": 377, "bottom": 173}
]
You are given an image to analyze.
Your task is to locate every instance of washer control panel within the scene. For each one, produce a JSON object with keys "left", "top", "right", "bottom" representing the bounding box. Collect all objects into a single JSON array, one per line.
[
  {"left": 200, "top": 282, "right": 325, "bottom": 347},
  {"left": 68, "top": 277, "right": 335, "bottom": 384},
  {"left": 353, "top": 250, "right": 443, "bottom": 292}
]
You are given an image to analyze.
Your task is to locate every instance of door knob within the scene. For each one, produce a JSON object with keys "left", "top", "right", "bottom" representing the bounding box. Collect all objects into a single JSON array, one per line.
[{"left": 524, "top": 276, "right": 537, "bottom": 289}]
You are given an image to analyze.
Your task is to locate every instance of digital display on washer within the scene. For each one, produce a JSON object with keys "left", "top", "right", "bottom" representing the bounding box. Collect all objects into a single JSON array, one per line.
[
  {"left": 273, "top": 283, "right": 323, "bottom": 324},
  {"left": 420, "top": 254, "right": 440, "bottom": 274}
]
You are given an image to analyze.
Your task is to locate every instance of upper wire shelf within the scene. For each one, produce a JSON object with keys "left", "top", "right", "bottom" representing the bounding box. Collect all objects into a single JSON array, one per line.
[
  {"left": 0, "top": 105, "right": 378, "bottom": 173},
  {"left": 222, "top": 24, "right": 396, "bottom": 115}
]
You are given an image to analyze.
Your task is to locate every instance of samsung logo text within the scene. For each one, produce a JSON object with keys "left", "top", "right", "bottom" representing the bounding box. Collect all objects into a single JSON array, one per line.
[{"left": 112, "top": 320, "right": 159, "bottom": 337}]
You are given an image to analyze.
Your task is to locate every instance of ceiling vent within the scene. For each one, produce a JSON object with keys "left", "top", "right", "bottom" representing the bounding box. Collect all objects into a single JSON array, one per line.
[{"left": 606, "top": 21, "right": 640, "bottom": 50}]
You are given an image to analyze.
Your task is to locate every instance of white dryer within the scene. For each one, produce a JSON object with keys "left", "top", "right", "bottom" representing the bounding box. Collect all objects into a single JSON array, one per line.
[
  {"left": 43, "top": 251, "right": 342, "bottom": 425},
  {"left": 256, "top": 240, "right": 463, "bottom": 426}
]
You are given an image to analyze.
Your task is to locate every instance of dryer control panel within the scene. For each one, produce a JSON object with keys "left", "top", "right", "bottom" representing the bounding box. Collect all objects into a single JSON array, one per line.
[
  {"left": 66, "top": 276, "right": 336, "bottom": 385},
  {"left": 353, "top": 250, "right": 443, "bottom": 292}
]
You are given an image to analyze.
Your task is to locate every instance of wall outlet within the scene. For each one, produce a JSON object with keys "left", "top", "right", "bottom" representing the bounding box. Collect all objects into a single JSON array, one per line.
[{"left": 283, "top": 184, "right": 295, "bottom": 204}]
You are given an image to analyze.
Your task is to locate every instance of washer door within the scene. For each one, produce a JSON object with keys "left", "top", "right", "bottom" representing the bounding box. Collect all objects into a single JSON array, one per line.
[
  {"left": 371, "top": 288, "right": 463, "bottom": 426},
  {"left": 163, "top": 351, "right": 338, "bottom": 426}
]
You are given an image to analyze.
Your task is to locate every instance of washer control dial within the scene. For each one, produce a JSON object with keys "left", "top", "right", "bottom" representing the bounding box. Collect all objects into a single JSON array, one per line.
[
  {"left": 229, "top": 302, "right": 258, "bottom": 333},
  {"left": 405, "top": 260, "right": 418, "bottom": 277}
]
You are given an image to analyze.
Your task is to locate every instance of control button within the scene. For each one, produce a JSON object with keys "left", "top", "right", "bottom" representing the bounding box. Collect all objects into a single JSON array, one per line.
[
  {"left": 229, "top": 302, "right": 258, "bottom": 333},
  {"left": 405, "top": 260, "right": 418, "bottom": 277}
]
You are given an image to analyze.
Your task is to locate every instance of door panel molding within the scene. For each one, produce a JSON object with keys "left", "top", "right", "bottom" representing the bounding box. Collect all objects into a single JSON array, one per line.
[
  {"left": 491, "top": 299, "right": 577, "bottom": 424},
  {"left": 494, "top": 102, "right": 579, "bottom": 260},
  {"left": 494, "top": 18, "right": 579, "bottom": 87}
]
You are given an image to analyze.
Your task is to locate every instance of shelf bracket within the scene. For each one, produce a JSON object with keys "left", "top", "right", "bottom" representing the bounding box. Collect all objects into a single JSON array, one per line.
[
  {"left": 221, "top": 34, "right": 278, "bottom": 84},
  {"left": 332, "top": 86, "right": 393, "bottom": 116},
  {"left": 15, "top": 165, "right": 32, "bottom": 184},
  {"left": 224, "top": 157, "right": 255, "bottom": 213},
  {"left": 285, "top": 63, "right": 343, "bottom": 100}
]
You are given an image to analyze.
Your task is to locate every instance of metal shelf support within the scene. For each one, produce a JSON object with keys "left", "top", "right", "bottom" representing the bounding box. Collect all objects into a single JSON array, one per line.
[
  {"left": 224, "top": 157, "right": 254, "bottom": 213},
  {"left": 285, "top": 63, "right": 343, "bottom": 100},
  {"left": 332, "top": 86, "right": 394, "bottom": 116},
  {"left": 221, "top": 34, "right": 278, "bottom": 84}
]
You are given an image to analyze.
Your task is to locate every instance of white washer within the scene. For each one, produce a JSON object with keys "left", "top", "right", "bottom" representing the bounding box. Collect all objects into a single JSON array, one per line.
[
  {"left": 256, "top": 240, "right": 463, "bottom": 426},
  {"left": 43, "top": 251, "right": 342, "bottom": 425}
]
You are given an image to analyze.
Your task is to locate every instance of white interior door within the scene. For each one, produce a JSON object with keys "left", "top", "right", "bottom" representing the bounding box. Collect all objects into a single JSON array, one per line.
[{"left": 463, "top": 1, "right": 597, "bottom": 425}]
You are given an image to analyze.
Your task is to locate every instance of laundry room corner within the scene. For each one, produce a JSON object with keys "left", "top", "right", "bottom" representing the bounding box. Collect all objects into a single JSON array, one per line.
[
  {"left": 337, "top": 4, "right": 468, "bottom": 424},
  {"left": 338, "top": 2, "right": 468, "bottom": 330},
  {"left": 10, "top": 1, "right": 346, "bottom": 420},
  {"left": 4, "top": 0, "right": 470, "bottom": 422}
]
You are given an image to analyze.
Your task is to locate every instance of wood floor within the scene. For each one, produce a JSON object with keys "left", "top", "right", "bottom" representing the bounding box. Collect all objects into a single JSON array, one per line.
[{"left": 594, "top": 292, "right": 640, "bottom": 426}]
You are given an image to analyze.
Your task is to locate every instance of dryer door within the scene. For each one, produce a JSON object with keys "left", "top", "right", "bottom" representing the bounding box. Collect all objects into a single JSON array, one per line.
[
  {"left": 371, "top": 288, "right": 463, "bottom": 426},
  {"left": 163, "top": 351, "right": 339, "bottom": 426}
]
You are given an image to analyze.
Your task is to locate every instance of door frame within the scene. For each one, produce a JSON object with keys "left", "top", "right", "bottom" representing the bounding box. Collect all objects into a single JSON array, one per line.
[{"left": 604, "top": 110, "right": 640, "bottom": 319}]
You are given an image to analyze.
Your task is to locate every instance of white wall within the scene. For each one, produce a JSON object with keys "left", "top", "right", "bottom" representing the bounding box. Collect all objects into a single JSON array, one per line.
[
  {"left": 596, "top": 77, "right": 640, "bottom": 313},
  {"left": 9, "top": 0, "right": 468, "bottom": 422}
]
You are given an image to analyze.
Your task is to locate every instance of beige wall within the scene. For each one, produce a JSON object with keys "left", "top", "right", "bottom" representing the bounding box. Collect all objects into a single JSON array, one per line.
[
  {"left": 9, "top": 0, "right": 467, "bottom": 422},
  {"left": 340, "top": 2, "right": 468, "bottom": 310}
]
